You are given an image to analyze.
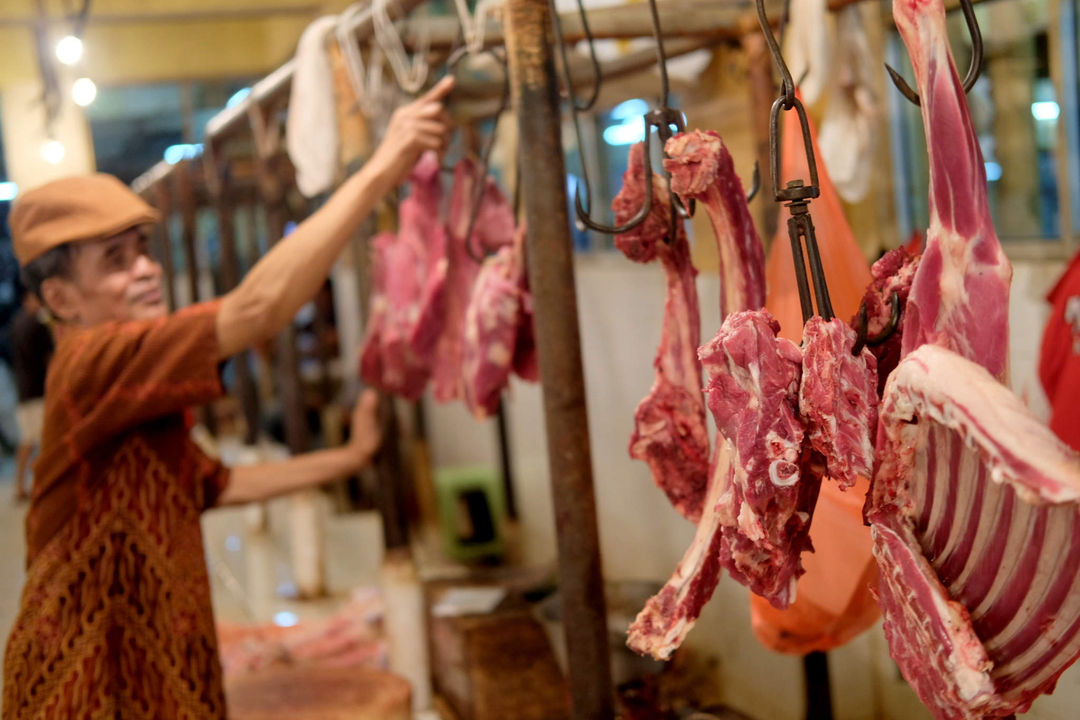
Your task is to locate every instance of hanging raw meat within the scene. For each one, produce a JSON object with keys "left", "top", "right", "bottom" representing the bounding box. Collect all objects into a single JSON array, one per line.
[
  {"left": 628, "top": 309, "right": 812, "bottom": 659},
  {"left": 358, "top": 152, "right": 448, "bottom": 400},
  {"left": 461, "top": 225, "right": 535, "bottom": 419},
  {"left": 862, "top": 1, "right": 1080, "bottom": 717},
  {"left": 664, "top": 130, "right": 766, "bottom": 316},
  {"left": 799, "top": 317, "right": 878, "bottom": 489},
  {"left": 870, "top": 345, "right": 1080, "bottom": 720},
  {"left": 751, "top": 88, "right": 880, "bottom": 656},
  {"left": 854, "top": 247, "right": 921, "bottom": 397},
  {"left": 433, "top": 158, "right": 516, "bottom": 403},
  {"left": 613, "top": 143, "right": 710, "bottom": 523}
]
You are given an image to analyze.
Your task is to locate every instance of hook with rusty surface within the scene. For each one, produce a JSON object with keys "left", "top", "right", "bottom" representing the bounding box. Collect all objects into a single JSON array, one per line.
[
  {"left": 757, "top": 0, "right": 834, "bottom": 324},
  {"left": 885, "top": 0, "right": 984, "bottom": 106},
  {"left": 456, "top": 48, "right": 512, "bottom": 264},
  {"left": 852, "top": 291, "right": 902, "bottom": 356}
]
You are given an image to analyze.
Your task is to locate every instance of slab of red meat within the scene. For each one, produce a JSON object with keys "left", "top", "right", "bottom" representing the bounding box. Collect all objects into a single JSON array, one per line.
[
  {"left": 854, "top": 247, "right": 920, "bottom": 396},
  {"left": 799, "top": 317, "right": 878, "bottom": 489},
  {"left": 358, "top": 152, "right": 448, "bottom": 400},
  {"left": 613, "top": 143, "right": 710, "bottom": 523},
  {"left": 664, "top": 130, "right": 766, "bottom": 316},
  {"left": 627, "top": 310, "right": 813, "bottom": 659},
  {"left": 894, "top": 1, "right": 1011, "bottom": 381},
  {"left": 433, "top": 159, "right": 515, "bottom": 402},
  {"left": 868, "top": 345, "right": 1080, "bottom": 719},
  {"left": 461, "top": 226, "right": 534, "bottom": 419},
  {"left": 865, "top": 3, "right": 1080, "bottom": 716}
]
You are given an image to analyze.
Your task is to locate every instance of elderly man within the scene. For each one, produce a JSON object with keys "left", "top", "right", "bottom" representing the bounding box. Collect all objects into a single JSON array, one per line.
[{"left": 2, "top": 77, "right": 453, "bottom": 719}]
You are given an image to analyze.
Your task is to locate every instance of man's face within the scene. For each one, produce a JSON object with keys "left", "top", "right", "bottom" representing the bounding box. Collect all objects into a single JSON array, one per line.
[{"left": 53, "top": 228, "right": 168, "bottom": 324}]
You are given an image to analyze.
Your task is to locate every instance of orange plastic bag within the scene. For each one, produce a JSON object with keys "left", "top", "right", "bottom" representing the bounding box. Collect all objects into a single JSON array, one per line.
[{"left": 751, "top": 94, "right": 879, "bottom": 655}]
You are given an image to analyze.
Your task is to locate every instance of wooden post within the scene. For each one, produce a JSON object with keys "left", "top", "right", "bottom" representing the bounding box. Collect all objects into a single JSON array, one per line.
[
  {"left": 504, "top": 0, "right": 613, "bottom": 716},
  {"left": 151, "top": 182, "right": 177, "bottom": 311},
  {"left": 174, "top": 159, "right": 218, "bottom": 436},
  {"left": 205, "top": 142, "right": 262, "bottom": 445},
  {"left": 249, "top": 101, "right": 325, "bottom": 599}
]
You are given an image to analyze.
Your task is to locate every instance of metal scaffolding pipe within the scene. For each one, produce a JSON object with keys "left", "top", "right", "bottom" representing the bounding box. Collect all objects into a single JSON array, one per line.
[{"left": 504, "top": 0, "right": 613, "bottom": 716}]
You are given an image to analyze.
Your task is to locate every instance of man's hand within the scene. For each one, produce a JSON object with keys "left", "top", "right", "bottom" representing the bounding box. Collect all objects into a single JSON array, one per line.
[
  {"left": 346, "top": 389, "right": 383, "bottom": 467},
  {"left": 368, "top": 76, "right": 455, "bottom": 186}
]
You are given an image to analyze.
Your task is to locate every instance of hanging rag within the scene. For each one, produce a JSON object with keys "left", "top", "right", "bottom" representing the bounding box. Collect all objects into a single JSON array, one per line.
[
  {"left": 287, "top": 15, "right": 342, "bottom": 198},
  {"left": 782, "top": 0, "right": 830, "bottom": 106},
  {"left": 818, "top": 6, "right": 879, "bottom": 204},
  {"left": 753, "top": 91, "right": 878, "bottom": 655}
]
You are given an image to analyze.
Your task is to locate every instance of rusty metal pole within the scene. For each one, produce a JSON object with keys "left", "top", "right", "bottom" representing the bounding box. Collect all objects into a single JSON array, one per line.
[{"left": 504, "top": 0, "right": 613, "bottom": 716}]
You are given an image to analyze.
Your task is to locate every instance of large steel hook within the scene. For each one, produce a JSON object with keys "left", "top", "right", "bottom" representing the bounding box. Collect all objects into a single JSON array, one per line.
[{"left": 885, "top": 0, "right": 984, "bottom": 106}]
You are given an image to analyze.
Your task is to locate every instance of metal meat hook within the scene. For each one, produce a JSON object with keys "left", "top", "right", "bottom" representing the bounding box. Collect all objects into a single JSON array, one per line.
[
  {"left": 757, "top": 0, "right": 834, "bottom": 325},
  {"left": 458, "top": 48, "right": 512, "bottom": 264},
  {"left": 885, "top": 0, "right": 984, "bottom": 106},
  {"left": 852, "top": 291, "right": 902, "bottom": 356}
]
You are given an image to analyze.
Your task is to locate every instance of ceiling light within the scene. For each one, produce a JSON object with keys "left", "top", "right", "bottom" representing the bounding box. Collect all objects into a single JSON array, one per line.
[
  {"left": 41, "top": 140, "right": 66, "bottom": 165},
  {"left": 72, "top": 77, "right": 97, "bottom": 107},
  {"left": 55, "top": 35, "right": 84, "bottom": 66}
]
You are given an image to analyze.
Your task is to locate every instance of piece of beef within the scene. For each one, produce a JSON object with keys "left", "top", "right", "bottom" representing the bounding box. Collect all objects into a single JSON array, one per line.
[
  {"left": 854, "top": 247, "right": 920, "bottom": 396},
  {"left": 894, "top": 1, "right": 1012, "bottom": 382},
  {"left": 614, "top": 143, "right": 710, "bottom": 523},
  {"left": 627, "top": 310, "right": 812, "bottom": 659},
  {"left": 799, "top": 317, "right": 878, "bottom": 489},
  {"left": 869, "top": 345, "right": 1080, "bottom": 720},
  {"left": 433, "top": 159, "right": 516, "bottom": 402},
  {"left": 664, "top": 130, "right": 766, "bottom": 317},
  {"left": 511, "top": 246, "right": 539, "bottom": 382},
  {"left": 461, "top": 226, "right": 534, "bottom": 418},
  {"left": 358, "top": 152, "right": 448, "bottom": 400},
  {"left": 865, "top": 2, "right": 1074, "bottom": 717}
]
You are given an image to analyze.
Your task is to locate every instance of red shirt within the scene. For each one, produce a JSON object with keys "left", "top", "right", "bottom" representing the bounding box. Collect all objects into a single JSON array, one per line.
[
  {"left": 3, "top": 301, "right": 231, "bottom": 720},
  {"left": 1040, "top": 250, "right": 1080, "bottom": 452}
]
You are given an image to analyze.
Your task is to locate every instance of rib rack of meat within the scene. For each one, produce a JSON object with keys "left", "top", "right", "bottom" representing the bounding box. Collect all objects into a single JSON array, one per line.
[
  {"left": 869, "top": 345, "right": 1080, "bottom": 719},
  {"left": 433, "top": 159, "right": 516, "bottom": 403},
  {"left": 861, "top": 1, "right": 1080, "bottom": 717},
  {"left": 358, "top": 152, "right": 448, "bottom": 400},
  {"left": 614, "top": 143, "right": 710, "bottom": 523}
]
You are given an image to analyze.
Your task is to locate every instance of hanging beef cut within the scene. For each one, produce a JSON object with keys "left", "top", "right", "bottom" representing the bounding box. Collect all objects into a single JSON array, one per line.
[
  {"left": 628, "top": 309, "right": 816, "bottom": 658},
  {"left": 358, "top": 152, "right": 448, "bottom": 400},
  {"left": 870, "top": 345, "right": 1080, "bottom": 719},
  {"left": 854, "top": 247, "right": 920, "bottom": 397},
  {"left": 461, "top": 225, "right": 535, "bottom": 419},
  {"left": 862, "top": 1, "right": 1080, "bottom": 718},
  {"left": 799, "top": 317, "right": 878, "bottom": 489},
  {"left": 613, "top": 143, "right": 710, "bottom": 523},
  {"left": 664, "top": 130, "right": 767, "bottom": 316},
  {"left": 433, "top": 158, "right": 516, "bottom": 403}
]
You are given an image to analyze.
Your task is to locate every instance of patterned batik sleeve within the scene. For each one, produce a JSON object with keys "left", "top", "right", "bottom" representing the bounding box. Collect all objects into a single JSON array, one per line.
[{"left": 50, "top": 300, "right": 226, "bottom": 456}]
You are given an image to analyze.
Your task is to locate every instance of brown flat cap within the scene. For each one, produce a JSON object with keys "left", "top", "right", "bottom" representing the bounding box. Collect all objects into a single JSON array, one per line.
[{"left": 10, "top": 173, "right": 161, "bottom": 266}]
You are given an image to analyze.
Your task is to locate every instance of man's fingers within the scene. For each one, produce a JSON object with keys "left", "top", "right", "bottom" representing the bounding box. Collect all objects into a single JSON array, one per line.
[{"left": 420, "top": 75, "right": 455, "bottom": 103}]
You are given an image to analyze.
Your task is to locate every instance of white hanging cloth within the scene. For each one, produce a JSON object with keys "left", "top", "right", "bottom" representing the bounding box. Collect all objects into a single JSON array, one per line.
[
  {"left": 287, "top": 15, "right": 342, "bottom": 198},
  {"left": 818, "top": 5, "right": 879, "bottom": 204}
]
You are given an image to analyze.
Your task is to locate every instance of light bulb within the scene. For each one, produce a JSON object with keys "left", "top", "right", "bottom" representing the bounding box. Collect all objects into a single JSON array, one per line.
[
  {"left": 55, "top": 35, "right": 84, "bottom": 66},
  {"left": 72, "top": 77, "right": 97, "bottom": 107},
  {"left": 41, "top": 140, "right": 66, "bottom": 165}
]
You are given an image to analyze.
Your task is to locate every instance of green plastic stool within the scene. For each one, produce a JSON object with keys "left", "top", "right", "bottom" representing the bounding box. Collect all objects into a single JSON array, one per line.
[{"left": 434, "top": 465, "right": 505, "bottom": 563}]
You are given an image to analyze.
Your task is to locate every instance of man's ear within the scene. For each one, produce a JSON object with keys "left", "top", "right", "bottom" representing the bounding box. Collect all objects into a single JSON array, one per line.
[{"left": 40, "top": 276, "right": 80, "bottom": 324}]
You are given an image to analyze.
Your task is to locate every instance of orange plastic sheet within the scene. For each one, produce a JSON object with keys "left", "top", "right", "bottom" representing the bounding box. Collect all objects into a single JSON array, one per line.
[{"left": 751, "top": 94, "right": 879, "bottom": 655}]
